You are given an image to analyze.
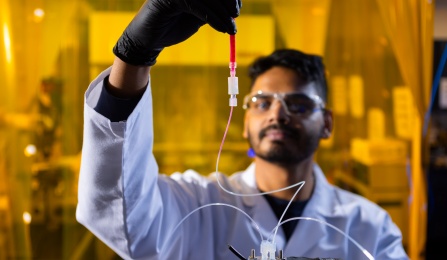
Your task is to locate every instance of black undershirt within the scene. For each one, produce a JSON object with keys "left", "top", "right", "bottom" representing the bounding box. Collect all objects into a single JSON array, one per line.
[
  {"left": 263, "top": 193, "right": 309, "bottom": 242},
  {"left": 94, "top": 76, "right": 143, "bottom": 122}
]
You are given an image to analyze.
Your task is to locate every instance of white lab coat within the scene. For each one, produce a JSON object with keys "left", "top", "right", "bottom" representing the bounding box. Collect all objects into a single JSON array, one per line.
[{"left": 76, "top": 68, "right": 409, "bottom": 260}]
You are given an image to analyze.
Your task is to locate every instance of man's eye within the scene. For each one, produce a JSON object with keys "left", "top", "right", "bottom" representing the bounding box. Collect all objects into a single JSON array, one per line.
[
  {"left": 288, "top": 103, "right": 310, "bottom": 113},
  {"left": 254, "top": 100, "right": 271, "bottom": 110}
]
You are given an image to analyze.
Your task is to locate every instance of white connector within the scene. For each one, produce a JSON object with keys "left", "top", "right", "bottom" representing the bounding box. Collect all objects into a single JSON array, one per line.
[
  {"left": 260, "top": 240, "right": 276, "bottom": 260},
  {"left": 228, "top": 76, "right": 239, "bottom": 107}
]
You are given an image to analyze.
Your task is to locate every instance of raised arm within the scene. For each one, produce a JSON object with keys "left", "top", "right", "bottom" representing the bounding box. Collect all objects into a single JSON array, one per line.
[
  {"left": 107, "top": 59, "right": 150, "bottom": 99},
  {"left": 107, "top": 0, "right": 240, "bottom": 97},
  {"left": 76, "top": 0, "right": 241, "bottom": 259}
]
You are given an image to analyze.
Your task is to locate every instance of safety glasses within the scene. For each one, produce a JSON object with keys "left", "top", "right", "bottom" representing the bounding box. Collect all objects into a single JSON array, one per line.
[{"left": 242, "top": 91, "right": 325, "bottom": 116}]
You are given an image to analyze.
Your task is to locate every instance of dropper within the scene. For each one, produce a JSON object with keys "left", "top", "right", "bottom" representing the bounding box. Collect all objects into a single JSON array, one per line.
[{"left": 228, "top": 33, "right": 238, "bottom": 106}]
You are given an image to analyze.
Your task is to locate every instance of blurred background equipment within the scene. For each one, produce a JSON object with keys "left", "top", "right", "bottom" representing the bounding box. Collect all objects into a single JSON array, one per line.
[{"left": 0, "top": 0, "right": 442, "bottom": 259}]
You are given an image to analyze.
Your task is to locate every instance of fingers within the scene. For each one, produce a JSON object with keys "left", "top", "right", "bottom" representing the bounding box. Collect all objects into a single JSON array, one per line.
[
  {"left": 207, "top": 13, "right": 237, "bottom": 34},
  {"left": 226, "top": 0, "right": 242, "bottom": 18},
  {"left": 221, "top": 0, "right": 241, "bottom": 18},
  {"left": 190, "top": 0, "right": 240, "bottom": 34},
  {"left": 160, "top": 14, "right": 206, "bottom": 47}
]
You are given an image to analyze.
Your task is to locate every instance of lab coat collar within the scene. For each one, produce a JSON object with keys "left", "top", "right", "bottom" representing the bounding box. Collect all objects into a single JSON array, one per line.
[
  {"left": 238, "top": 162, "right": 341, "bottom": 254},
  {"left": 303, "top": 163, "right": 337, "bottom": 217},
  {"left": 237, "top": 163, "right": 287, "bottom": 249},
  {"left": 283, "top": 164, "right": 340, "bottom": 255},
  {"left": 238, "top": 162, "right": 336, "bottom": 216}
]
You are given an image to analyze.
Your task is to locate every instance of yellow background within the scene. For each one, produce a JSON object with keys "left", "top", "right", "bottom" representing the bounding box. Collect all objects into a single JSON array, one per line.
[{"left": 0, "top": 0, "right": 434, "bottom": 259}]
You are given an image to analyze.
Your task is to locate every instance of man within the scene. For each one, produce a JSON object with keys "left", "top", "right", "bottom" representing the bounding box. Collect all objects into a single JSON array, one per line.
[{"left": 76, "top": 0, "right": 408, "bottom": 259}]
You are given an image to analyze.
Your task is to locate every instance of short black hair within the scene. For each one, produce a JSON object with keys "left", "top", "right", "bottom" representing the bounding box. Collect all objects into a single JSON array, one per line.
[{"left": 248, "top": 49, "right": 328, "bottom": 102}]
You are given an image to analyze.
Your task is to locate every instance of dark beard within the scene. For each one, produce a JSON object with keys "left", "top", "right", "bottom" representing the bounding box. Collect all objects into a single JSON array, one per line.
[
  {"left": 257, "top": 141, "right": 299, "bottom": 165},
  {"left": 248, "top": 124, "right": 321, "bottom": 166}
]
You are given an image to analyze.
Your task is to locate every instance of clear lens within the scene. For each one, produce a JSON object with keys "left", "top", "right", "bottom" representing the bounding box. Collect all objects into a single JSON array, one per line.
[
  {"left": 283, "top": 93, "right": 317, "bottom": 114},
  {"left": 249, "top": 94, "right": 274, "bottom": 112},
  {"left": 243, "top": 92, "right": 323, "bottom": 116}
]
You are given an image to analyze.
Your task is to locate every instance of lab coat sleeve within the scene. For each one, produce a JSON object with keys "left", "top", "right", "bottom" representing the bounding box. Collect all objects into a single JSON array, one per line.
[{"left": 76, "top": 68, "right": 191, "bottom": 259}]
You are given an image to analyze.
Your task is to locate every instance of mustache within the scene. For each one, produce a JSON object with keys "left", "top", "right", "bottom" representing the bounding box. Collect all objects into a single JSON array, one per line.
[{"left": 258, "top": 124, "right": 300, "bottom": 140}]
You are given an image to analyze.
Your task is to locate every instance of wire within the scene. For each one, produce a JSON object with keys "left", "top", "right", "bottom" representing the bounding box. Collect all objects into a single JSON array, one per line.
[
  {"left": 214, "top": 107, "right": 306, "bottom": 197},
  {"left": 169, "top": 202, "right": 263, "bottom": 242},
  {"left": 228, "top": 244, "right": 247, "bottom": 260},
  {"left": 268, "top": 217, "right": 375, "bottom": 260},
  {"left": 271, "top": 181, "right": 305, "bottom": 244}
]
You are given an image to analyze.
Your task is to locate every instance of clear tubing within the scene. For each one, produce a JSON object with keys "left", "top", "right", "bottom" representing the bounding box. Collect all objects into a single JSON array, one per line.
[
  {"left": 230, "top": 34, "right": 236, "bottom": 63},
  {"left": 220, "top": 20, "right": 372, "bottom": 259},
  {"left": 215, "top": 78, "right": 373, "bottom": 260},
  {"left": 215, "top": 107, "right": 307, "bottom": 197},
  {"left": 228, "top": 33, "right": 238, "bottom": 106},
  {"left": 271, "top": 181, "right": 305, "bottom": 244},
  {"left": 170, "top": 203, "right": 263, "bottom": 242},
  {"left": 230, "top": 33, "right": 236, "bottom": 77},
  {"left": 268, "top": 217, "right": 375, "bottom": 260}
]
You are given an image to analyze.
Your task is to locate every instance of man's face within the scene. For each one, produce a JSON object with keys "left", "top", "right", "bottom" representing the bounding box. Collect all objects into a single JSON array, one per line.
[{"left": 243, "top": 66, "right": 332, "bottom": 166}]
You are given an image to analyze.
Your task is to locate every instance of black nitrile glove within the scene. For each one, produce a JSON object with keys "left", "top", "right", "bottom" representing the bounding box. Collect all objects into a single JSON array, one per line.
[{"left": 113, "top": 0, "right": 241, "bottom": 66}]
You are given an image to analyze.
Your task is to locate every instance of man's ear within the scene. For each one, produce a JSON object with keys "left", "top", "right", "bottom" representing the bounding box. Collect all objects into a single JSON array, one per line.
[{"left": 321, "top": 109, "right": 333, "bottom": 139}]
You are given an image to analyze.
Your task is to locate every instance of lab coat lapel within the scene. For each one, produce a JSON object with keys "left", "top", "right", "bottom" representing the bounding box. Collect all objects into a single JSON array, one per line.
[
  {"left": 239, "top": 164, "right": 287, "bottom": 250},
  {"left": 251, "top": 193, "right": 287, "bottom": 250},
  {"left": 284, "top": 164, "right": 337, "bottom": 256}
]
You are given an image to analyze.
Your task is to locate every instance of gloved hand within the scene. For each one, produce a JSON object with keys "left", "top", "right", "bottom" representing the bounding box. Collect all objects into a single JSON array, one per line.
[{"left": 113, "top": 0, "right": 241, "bottom": 66}]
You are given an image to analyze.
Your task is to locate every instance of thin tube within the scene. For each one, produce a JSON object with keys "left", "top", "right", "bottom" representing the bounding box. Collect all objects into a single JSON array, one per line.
[
  {"left": 171, "top": 203, "right": 263, "bottom": 242},
  {"left": 271, "top": 181, "right": 305, "bottom": 244},
  {"left": 230, "top": 32, "right": 236, "bottom": 77},
  {"left": 228, "top": 33, "right": 238, "bottom": 105},
  {"left": 211, "top": 29, "right": 374, "bottom": 259},
  {"left": 215, "top": 108, "right": 306, "bottom": 197},
  {"left": 268, "top": 217, "right": 375, "bottom": 260},
  {"left": 228, "top": 244, "right": 247, "bottom": 260},
  {"left": 230, "top": 34, "right": 236, "bottom": 63}
]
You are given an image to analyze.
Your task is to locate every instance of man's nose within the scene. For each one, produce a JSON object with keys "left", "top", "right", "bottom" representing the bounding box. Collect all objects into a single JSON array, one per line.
[{"left": 267, "top": 100, "right": 290, "bottom": 124}]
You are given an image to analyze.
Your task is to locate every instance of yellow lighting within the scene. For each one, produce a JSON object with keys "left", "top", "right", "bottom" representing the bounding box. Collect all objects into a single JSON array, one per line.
[
  {"left": 3, "top": 23, "right": 11, "bottom": 63},
  {"left": 311, "top": 8, "right": 326, "bottom": 16},
  {"left": 24, "top": 144, "right": 37, "bottom": 157},
  {"left": 89, "top": 13, "right": 274, "bottom": 65},
  {"left": 33, "top": 8, "right": 45, "bottom": 22},
  {"left": 23, "top": 212, "right": 32, "bottom": 224},
  {"left": 34, "top": 8, "right": 45, "bottom": 18}
]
